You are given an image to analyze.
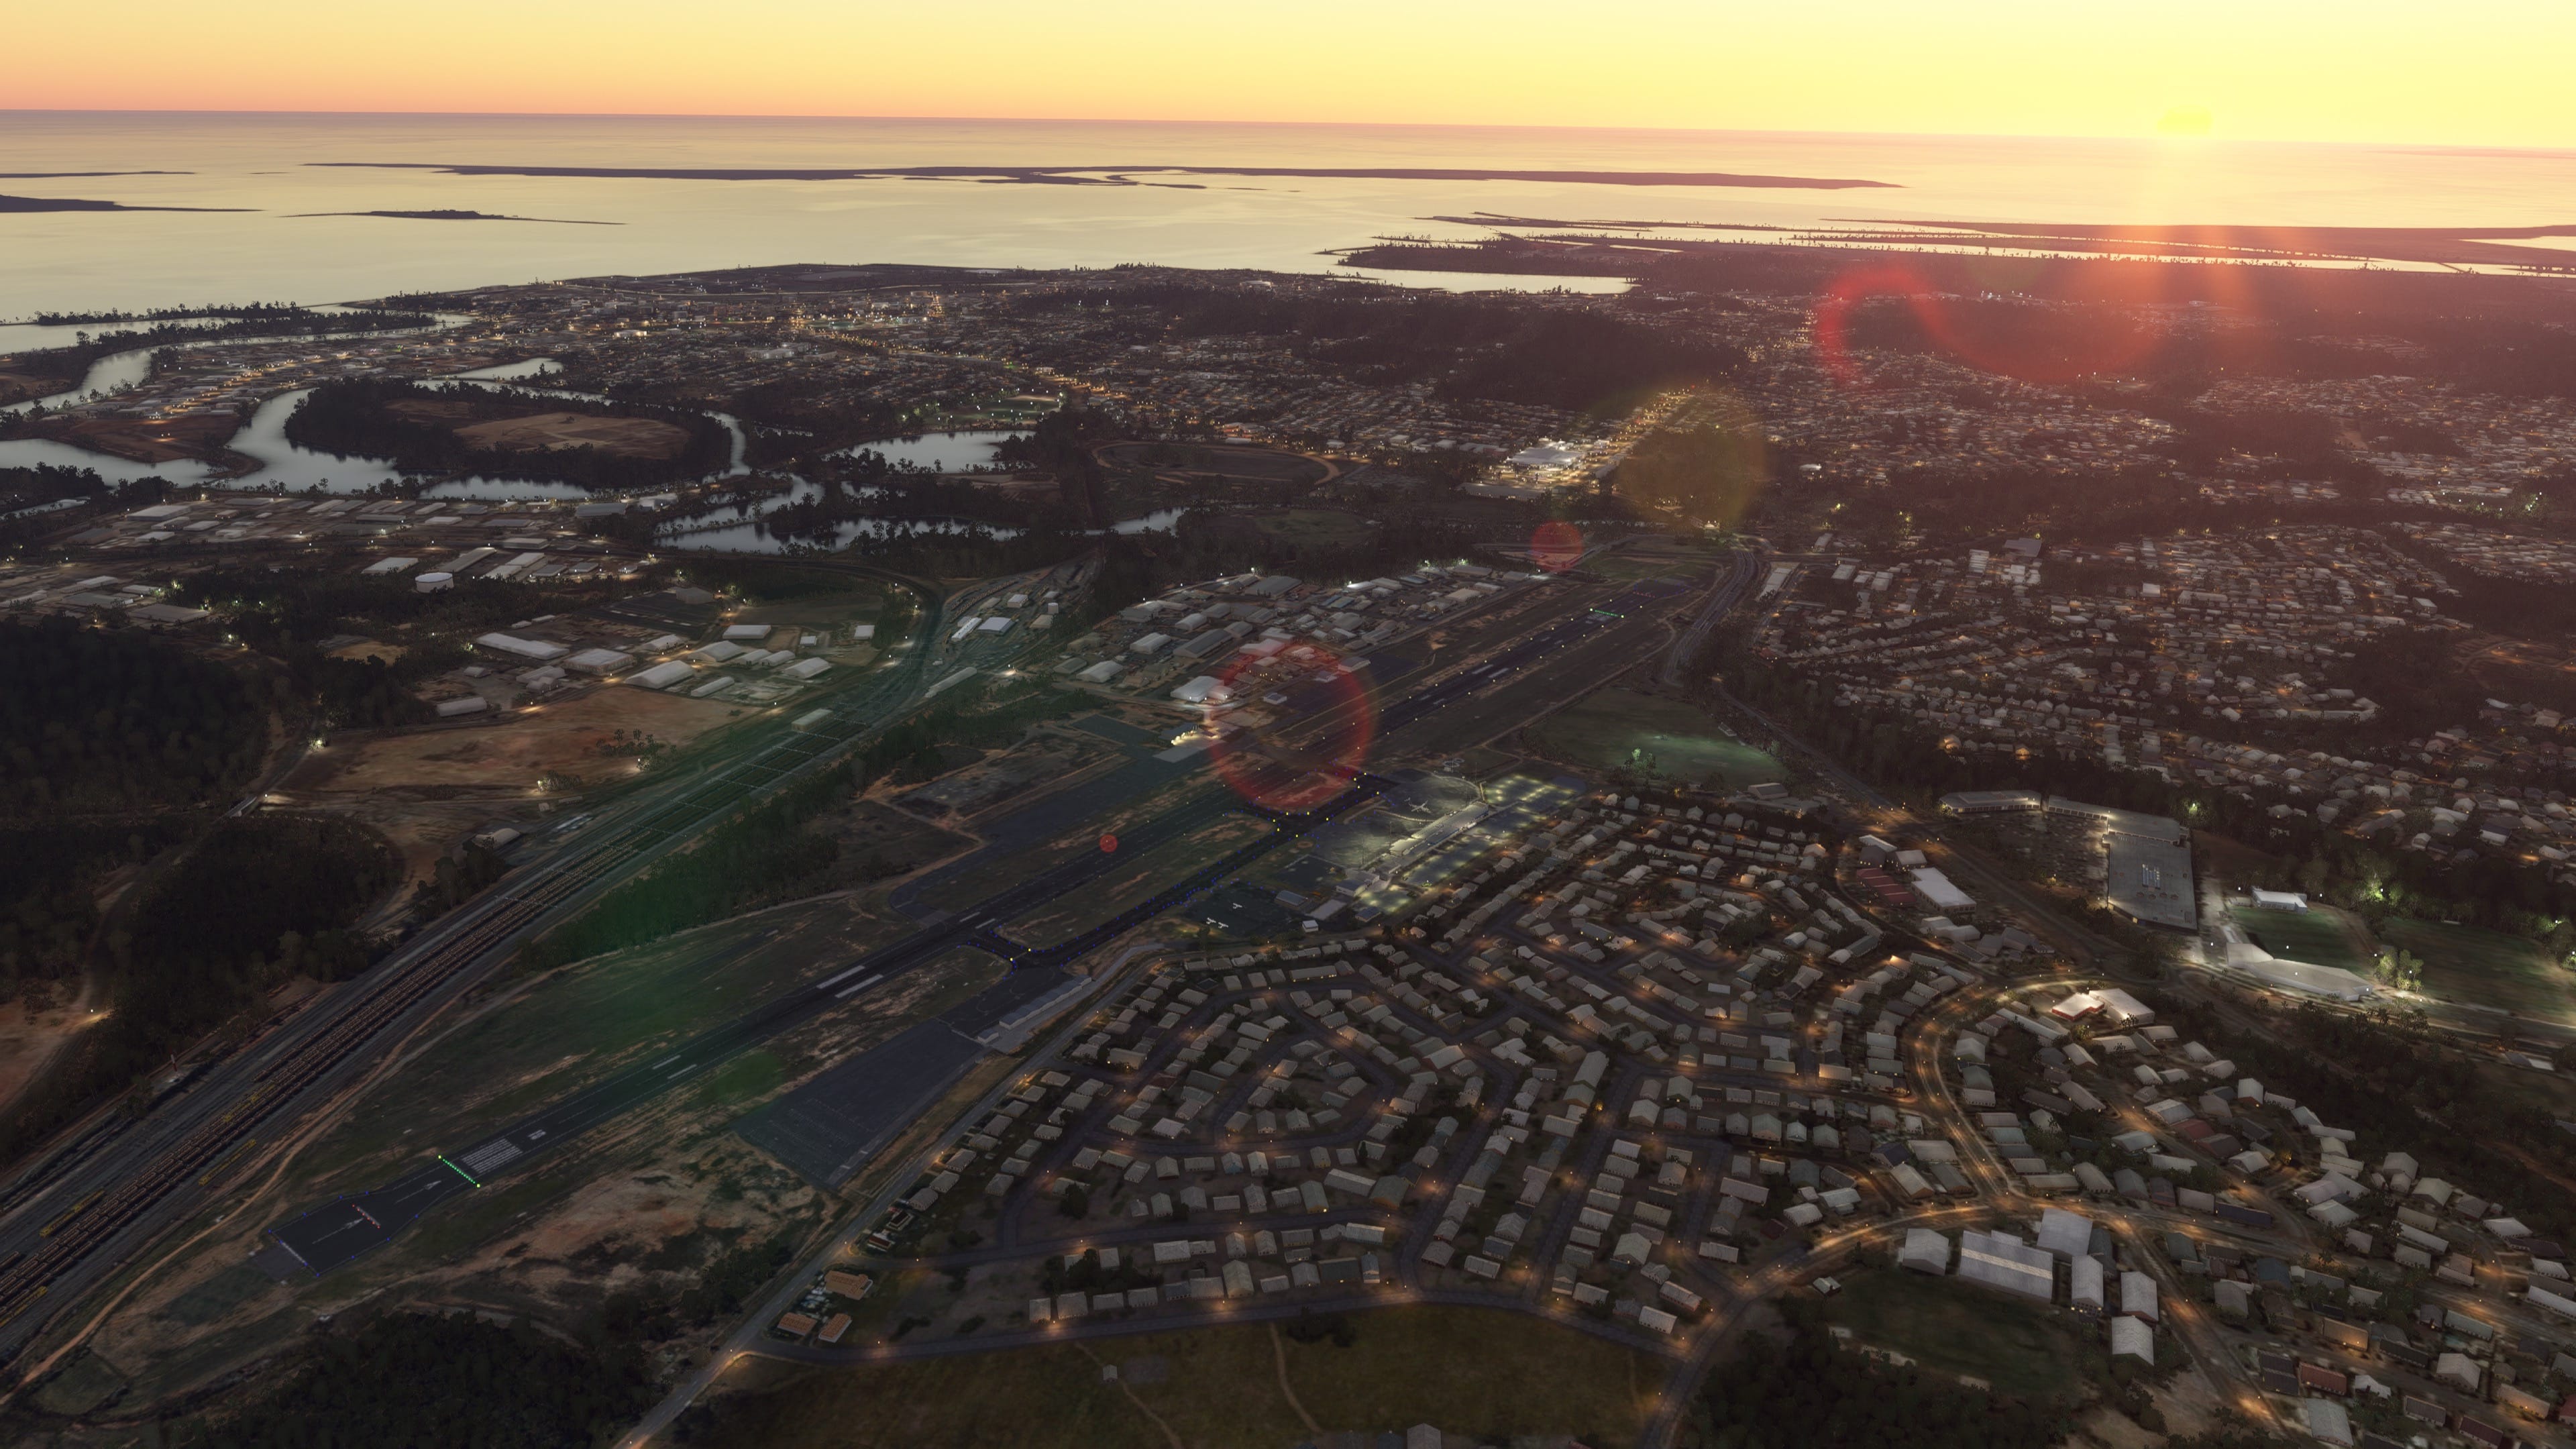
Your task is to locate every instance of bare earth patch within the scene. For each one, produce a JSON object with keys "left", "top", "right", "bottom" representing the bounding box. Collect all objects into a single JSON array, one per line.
[
  {"left": 453, "top": 411, "right": 692, "bottom": 458},
  {"left": 272, "top": 688, "right": 745, "bottom": 888},
  {"left": 87, "top": 897, "right": 983, "bottom": 1409},
  {"left": 0, "top": 991, "right": 102, "bottom": 1118}
]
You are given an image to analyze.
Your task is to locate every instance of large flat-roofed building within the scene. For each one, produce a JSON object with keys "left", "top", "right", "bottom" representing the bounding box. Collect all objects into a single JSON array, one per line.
[
  {"left": 1957, "top": 1228, "right": 2055, "bottom": 1301},
  {"left": 1938, "top": 790, "right": 2044, "bottom": 816},
  {"left": 2049, "top": 796, "right": 2196, "bottom": 932},
  {"left": 2105, "top": 828, "right": 2197, "bottom": 930},
  {"left": 2047, "top": 797, "right": 2186, "bottom": 845},
  {"left": 2093, "top": 988, "right": 2155, "bottom": 1026},
  {"left": 1899, "top": 1228, "right": 1952, "bottom": 1274},
  {"left": 1933, "top": 789, "right": 2196, "bottom": 928},
  {"left": 2036, "top": 1207, "right": 2094, "bottom": 1259},
  {"left": 1909, "top": 868, "right": 1975, "bottom": 914}
]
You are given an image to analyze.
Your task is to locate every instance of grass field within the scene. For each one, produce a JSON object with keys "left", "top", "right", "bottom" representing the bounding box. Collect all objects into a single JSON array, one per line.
[
  {"left": 265, "top": 892, "right": 926, "bottom": 1197},
  {"left": 1821, "top": 1268, "right": 2093, "bottom": 1403},
  {"left": 1008, "top": 812, "right": 1275, "bottom": 944},
  {"left": 1589, "top": 556, "right": 1695, "bottom": 582},
  {"left": 1251, "top": 508, "right": 1377, "bottom": 547},
  {"left": 2381, "top": 918, "right": 2576, "bottom": 1022},
  {"left": 915, "top": 773, "right": 1217, "bottom": 916},
  {"left": 2230, "top": 903, "right": 2369, "bottom": 971},
  {"left": 1527, "top": 688, "right": 1785, "bottom": 791},
  {"left": 704, "top": 1305, "right": 1664, "bottom": 1449},
  {"left": 1099, "top": 441, "right": 1328, "bottom": 486}
]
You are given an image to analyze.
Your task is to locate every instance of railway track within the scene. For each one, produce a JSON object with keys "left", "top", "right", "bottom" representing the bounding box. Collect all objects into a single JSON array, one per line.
[{"left": 0, "top": 565, "right": 949, "bottom": 1357}]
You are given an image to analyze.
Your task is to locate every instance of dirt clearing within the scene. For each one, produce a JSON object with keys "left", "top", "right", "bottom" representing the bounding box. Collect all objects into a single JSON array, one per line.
[{"left": 452, "top": 411, "right": 693, "bottom": 458}]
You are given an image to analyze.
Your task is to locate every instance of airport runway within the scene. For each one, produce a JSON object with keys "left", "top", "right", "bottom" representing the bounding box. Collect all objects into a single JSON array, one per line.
[
  {"left": 258, "top": 568, "right": 1686, "bottom": 1276},
  {"left": 266, "top": 758, "right": 1379, "bottom": 1273}
]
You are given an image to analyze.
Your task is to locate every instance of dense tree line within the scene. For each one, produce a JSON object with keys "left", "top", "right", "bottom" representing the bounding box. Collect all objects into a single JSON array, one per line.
[
  {"left": 180, "top": 1310, "right": 655, "bottom": 1449},
  {"left": 0, "top": 824, "right": 174, "bottom": 1006},
  {"left": 993, "top": 405, "right": 1118, "bottom": 524},
  {"left": 125, "top": 814, "right": 396, "bottom": 989},
  {"left": 1010, "top": 278, "right": 1748, "bottom": 413},
  {"left": 170, "top": 565, "right": 625, "bottom": 730},
  {"left": 721, "top": 374, "right": 903, "bottom": 442},
  {"left": 0, "top": 618, "right": 269, "bottom": 816},
  {"left": 1613, "top": 420, "right": 1768, "bottom": 527},
  {"left": 1709, "top": 635, "right": 2576, "bottom": 935},
  {"left": 667, "top": 557, "right": 867, "bottom": 602},
  {"left": 0, "top": 462, "right": 167, "bottom": 515},
  {"left": 420, "top": 842, "right": 511, "bottom": 918},
  {"left": 32, "top": 301, "right": 345, "bottom": 325},
  {"left": 173, "top": 566, "right": 598, "bottom": 649},
  {"left": 0, "top": 814, "right": 397, "bottom": 1166},
  {"left": 284, "top": 378, "right": 731, "bottom": 490},
  {"left": 757, "top": 470, "right": 1088, "bottom": 545},
  {"left": 820, "top": 509, "right": 1497, "bottom": 637},
  {"left": 0, "top": 309, "right": 433, "bottom": 408},
  {"left": 1691, "top": 1303, "right": 2065, "bottom": 1449},
  {"left": 2159, "top": 994, "right": 2576, "bottom": 1243}
]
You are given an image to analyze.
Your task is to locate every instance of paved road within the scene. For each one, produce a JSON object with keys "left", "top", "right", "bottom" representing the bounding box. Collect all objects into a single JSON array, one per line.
[
  {"left": 0, "top": 557, "right": 952, "bottom": 1367},
  {"left": 1660, "top": 549, "right": 1763, "bottom": 689},
  {"left": 264, "top": 564, "right": 1652, "bottom": 1280},
  {"left": 264, "top": 772, "right": 1385, "bottom": 1273}
]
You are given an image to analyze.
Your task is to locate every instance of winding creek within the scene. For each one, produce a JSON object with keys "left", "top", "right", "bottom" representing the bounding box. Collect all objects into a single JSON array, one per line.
[{"left": 3, "top": 335, "right": 1183, "bottom": 550}]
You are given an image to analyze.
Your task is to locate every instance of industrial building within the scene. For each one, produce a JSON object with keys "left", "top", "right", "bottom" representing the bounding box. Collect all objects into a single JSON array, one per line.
[
  {"left": 1956, "top": 1228, "right": 2054, "bottom": 1302},
  {"left": 2035, "top": 1207, "right": 2093, "bottom": 1259},
  {"left": 1898, "top": 1228, "right": 1951, "bottom": 1274}
]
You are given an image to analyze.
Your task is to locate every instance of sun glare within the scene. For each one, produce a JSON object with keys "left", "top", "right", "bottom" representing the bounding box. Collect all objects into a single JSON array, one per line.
[{"left": 2155, "top": 105, "right": 2215, "bottom": 138}]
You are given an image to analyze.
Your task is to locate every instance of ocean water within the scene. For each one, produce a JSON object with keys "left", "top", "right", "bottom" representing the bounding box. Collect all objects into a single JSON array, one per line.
[{"left": 5, "top": 113, "right": 2575, "bottom": 317}]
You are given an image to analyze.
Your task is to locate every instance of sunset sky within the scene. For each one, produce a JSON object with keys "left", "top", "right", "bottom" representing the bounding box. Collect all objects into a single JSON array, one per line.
[{"left": 12, "top": 0, "right": 2576, "bottom": 149}]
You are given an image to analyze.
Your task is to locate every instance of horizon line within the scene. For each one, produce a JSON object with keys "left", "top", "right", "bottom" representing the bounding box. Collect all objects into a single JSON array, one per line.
[{"left": 6, "top": 108, "right": 2575, "bottom": 156}]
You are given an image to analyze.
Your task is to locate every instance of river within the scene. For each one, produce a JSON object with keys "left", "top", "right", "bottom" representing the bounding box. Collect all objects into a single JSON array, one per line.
[{"left": 832, "top": 429, "right": 1027, "bottom": 472}]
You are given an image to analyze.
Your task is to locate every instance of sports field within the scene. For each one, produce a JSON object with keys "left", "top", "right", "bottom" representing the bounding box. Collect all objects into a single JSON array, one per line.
[
  {"left": 2381, "top": 918, "right": 2576, "bottom": 1022},
  {"left": 1527, "top": 688, "right": 1785, "bottom": 791},
  {"left": 1250, "top": 508, "right": 1377, "bottom": 547},
  {"left": 2230, "top": 902, "right": 2369, "bottom": 971},
  {"left": 1821, "top": 1268, "right": 2094, "bottom": 1403}
]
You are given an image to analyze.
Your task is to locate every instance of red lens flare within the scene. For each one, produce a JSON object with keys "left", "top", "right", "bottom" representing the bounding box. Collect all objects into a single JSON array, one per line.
[
  {"left": 1813, "top": 258, "right": 2167, "bottom": 387},
  {"left": 1098, "top": 834, "right": 1118, "bottom": 853},
  {"left": 1529, "top": 520, "right": 1584, "bottom": 573},
  {"left": 1203, "top": 643, "right": 1377, "bottom": 814}
]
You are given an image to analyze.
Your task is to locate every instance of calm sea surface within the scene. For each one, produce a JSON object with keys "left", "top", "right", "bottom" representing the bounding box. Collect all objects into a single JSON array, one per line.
[{"left": 4, "top": 113, "right": 2575, "bottom": 317}]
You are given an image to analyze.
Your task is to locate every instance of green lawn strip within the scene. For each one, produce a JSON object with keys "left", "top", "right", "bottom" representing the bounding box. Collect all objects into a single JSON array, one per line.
[
  {"left": 698, "top": 1049, "right": 790, "bottom": 1110},
  {"left": 2229, "top": 904, "right": 2367, "bottom": 971},
  {"left": 704, "top": 1305, "right": 1656, "bottom": 1449},
  {"left": 2383, "top": 917, "right": 2575, "bottom": 1018},
  {"left": 1012, "top": 815, "right": 1275, "bottom": 943},
  {"left": 1252, "top": 508, "right": 1377, "bottom": 545},
  {"left": 1281, "top": 1305, "right": 1660, "bottom": 1444},
  {"left": 1527, "top": 688, "right": 1786, "bottom": 790},
  {"left": 282, "top": 904, "right": 905, "bottom": 1199},
  {"left": 1820, "top": 1268, "right": 2094, "bottom": 1403}
]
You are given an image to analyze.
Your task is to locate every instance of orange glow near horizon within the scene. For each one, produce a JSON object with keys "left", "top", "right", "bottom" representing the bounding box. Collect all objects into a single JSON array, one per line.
[{"left": 9, "top": 1, "right": 2576, "bottom": 150}]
